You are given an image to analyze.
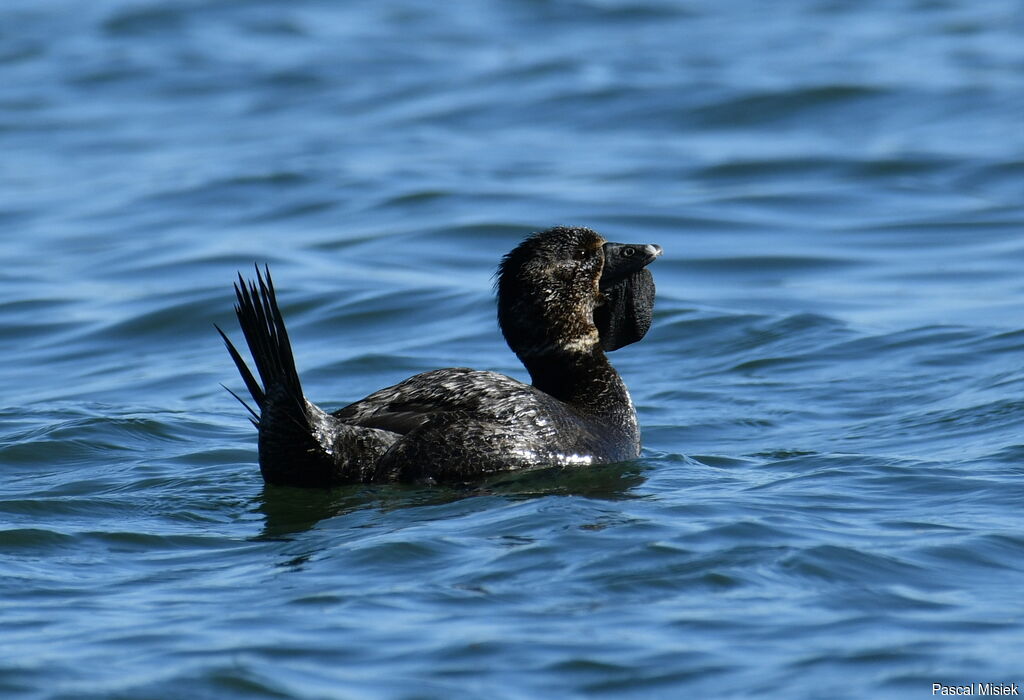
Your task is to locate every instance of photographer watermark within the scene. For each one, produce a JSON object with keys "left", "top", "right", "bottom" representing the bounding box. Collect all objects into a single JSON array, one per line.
[{"left": 932, "top": 683, "right": 1019, "bottom": 696}]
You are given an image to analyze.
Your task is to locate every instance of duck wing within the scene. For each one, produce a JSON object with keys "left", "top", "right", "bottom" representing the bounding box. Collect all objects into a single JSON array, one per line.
[{"left": 332, "top": 367, "right": 538, "bottom": 435}]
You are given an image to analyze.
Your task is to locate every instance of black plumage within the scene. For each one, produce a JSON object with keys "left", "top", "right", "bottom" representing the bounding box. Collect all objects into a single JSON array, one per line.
[{"left": 218, "top": 226, "right": 661, "bottom": 486}]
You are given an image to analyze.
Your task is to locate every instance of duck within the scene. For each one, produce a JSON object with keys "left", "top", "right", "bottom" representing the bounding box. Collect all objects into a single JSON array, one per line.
[{"left": 217, "top": 226, "right": 661, "bottom": 486}]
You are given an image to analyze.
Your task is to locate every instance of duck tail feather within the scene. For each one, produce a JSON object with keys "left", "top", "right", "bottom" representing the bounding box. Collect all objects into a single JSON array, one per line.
[
  {"left": 220, "top": 265, "right": 308, "bottom": 429},
  {"left": 215, "top": 323, "right": 264, "bottom": 410}
]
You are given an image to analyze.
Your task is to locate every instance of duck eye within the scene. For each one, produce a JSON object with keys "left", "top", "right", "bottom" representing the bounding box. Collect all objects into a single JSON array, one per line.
[
  {"left": 572, "top": 247, "right": 588, "bottom": 261},
  {"left": 622, "top": 247, "right": 636, "bottom": 257}
]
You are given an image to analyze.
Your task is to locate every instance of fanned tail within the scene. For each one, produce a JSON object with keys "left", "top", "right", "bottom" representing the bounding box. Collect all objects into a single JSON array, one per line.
[
  {"left": 218, "top": 265, "right": 403, "bottom": 487},
  {"left": 216, "top": 265, "right": 308, "bottom": 433}
]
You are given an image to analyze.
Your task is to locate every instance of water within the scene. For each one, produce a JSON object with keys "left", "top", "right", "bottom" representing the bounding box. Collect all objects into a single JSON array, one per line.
[{"left": 2, "top": 0, "right": 1024, "bottom": 697}]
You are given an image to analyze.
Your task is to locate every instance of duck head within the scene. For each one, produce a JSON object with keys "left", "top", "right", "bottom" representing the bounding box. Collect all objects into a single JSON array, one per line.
[{"left": 497, "top": 226, "right": 661, "bottom": 361}]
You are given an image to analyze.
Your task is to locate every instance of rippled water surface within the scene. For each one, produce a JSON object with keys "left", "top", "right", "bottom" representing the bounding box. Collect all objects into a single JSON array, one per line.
[{"left": 3, "top": 1, "right": 1024, "bottom": 698}]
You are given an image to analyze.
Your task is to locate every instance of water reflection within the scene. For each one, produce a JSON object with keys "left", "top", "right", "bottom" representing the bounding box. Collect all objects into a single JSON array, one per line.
[{"left": 254, "top": 461, "right": 650, "bottom": 538}]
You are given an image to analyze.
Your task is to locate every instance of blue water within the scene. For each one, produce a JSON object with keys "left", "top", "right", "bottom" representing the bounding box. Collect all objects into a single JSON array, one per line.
[{"left": 3, "top": 1, "right": 1024, "bottom": 697}]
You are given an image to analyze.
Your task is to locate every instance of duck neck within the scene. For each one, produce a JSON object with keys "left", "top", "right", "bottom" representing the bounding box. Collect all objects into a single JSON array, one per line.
[{"left": 520, "top": 348, "right": 630, "bottom": 413}]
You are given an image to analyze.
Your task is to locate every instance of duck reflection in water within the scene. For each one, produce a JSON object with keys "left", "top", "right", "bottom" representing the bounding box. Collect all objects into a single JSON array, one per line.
[{"left": 255, "top": 461, "right": 652, "bottom": 540}]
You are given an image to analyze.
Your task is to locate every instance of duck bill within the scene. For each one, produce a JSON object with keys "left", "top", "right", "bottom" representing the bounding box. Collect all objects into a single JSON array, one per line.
[
  {"left": 595, "top": 241, "right": 661, "bottom": 352},
  {"left": 600, "top": 242, "right": 663, "bottom": 290}
]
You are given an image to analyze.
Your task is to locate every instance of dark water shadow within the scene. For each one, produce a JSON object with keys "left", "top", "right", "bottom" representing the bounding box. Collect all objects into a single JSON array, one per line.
[
  {"left": 254, "top": 461, "right": 649, "bottom": 539},
  {"left": 475, "top": 460, "right": 649, "bottom": 500}
]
